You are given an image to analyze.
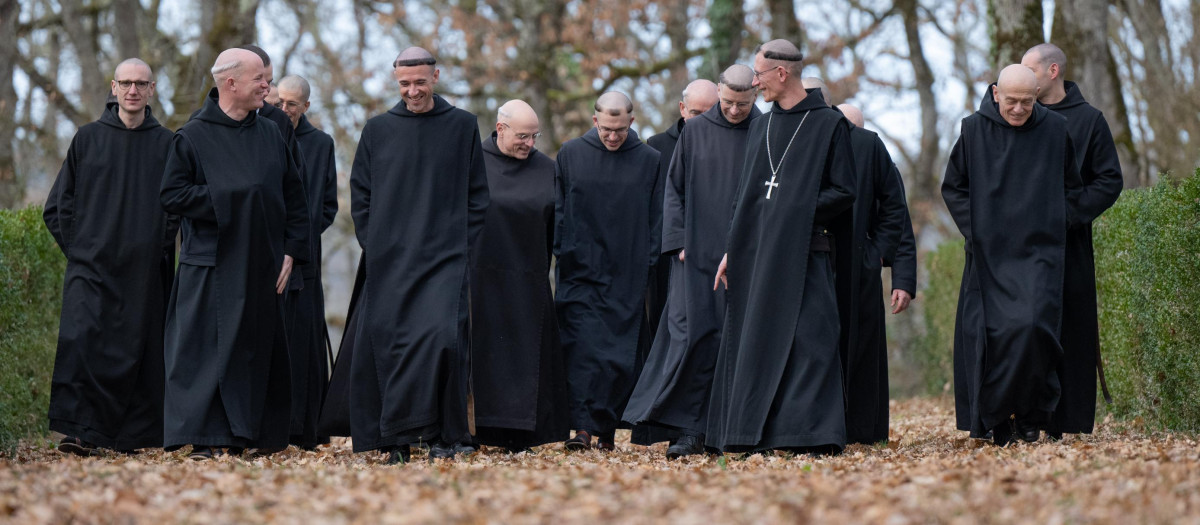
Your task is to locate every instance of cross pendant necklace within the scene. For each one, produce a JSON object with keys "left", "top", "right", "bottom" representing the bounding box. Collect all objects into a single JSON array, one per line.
[{"left": 764, "top": 110, "right": 810, "bottom": 200}]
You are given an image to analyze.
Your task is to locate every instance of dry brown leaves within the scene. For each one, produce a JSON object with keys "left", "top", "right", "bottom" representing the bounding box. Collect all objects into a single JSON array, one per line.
[{"left": 2, "top": 397, "right": 1198, "bottom": 524}]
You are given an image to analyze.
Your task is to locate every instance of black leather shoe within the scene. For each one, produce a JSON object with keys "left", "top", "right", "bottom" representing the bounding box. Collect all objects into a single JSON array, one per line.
[
  {"left": 454, "top": 442, "right": 477, "bottom": 455},
  {"left": 188, "top": 446, "right": 217, "bottom": 461},
  {"left": 991, "top": 420, "right": 1015, "bottom": 447},
  {"left": 1045, "top": 430, "right": 1064, "bottom": 441},
  {"left": 387, "top": 446, "right": 411, "bottom": 465},
  {"left": 564, "top": 430, "right": 592, "bottom": 451},
  {"left": 1014, "top": 419, "right": 1040, "bottom": 443},
  {"left": 666, "top": 434, "right": 705, "bottom": 460},
  {"left": 429, "top": 441, "right": 457, "bottom": 460}
]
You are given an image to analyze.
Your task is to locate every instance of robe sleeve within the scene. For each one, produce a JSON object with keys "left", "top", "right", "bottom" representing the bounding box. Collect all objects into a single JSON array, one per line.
[
  {"left": 647, "top": 149, "right": 664, "bottom": 266},
  {"left": 349, "top": 127, "right": 372, "bottom": 249},
  {"left": 660, "top": 141, "right": 686, "bottom": 255},
  {"left": 160, "top": 133, "right": 218, "bottom": 222},
  {"left": 467, "top": 128, "right": 490, "bottom": 248},
  {"left": 1071, "top": 115, "right": 1124, "bottom": 225},
  {"left": 891, "top": 207, "right": 918, "bottom": 295},
  {"left": 871, "top": 156, "right": 908, "bottom": 266},
  {"left": 321, "top": 139, "right": 339, "bottom": 233},
  {"left": 281, "top": 148, "right": 311, "bottom": 264},
  {"left": 941, "top": 131, "right": 972, "bottom": 245},
  {"left": 813, "top": 121, "right": 856, "bottom": 225},
  {"left": 1063, "top": 136, "right": 1085, "bottom": 230},
  {"left": 43, "top": 136, "right": 79, "bottom": 255}
]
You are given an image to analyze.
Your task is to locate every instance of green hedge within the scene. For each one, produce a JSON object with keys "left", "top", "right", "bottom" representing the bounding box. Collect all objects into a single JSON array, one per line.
[
  {"left": 917, "top": 170, "right": 1200, "bottom": 431},
  {"left": 0, "top": 206, "right": 64, "bottom": 451}
]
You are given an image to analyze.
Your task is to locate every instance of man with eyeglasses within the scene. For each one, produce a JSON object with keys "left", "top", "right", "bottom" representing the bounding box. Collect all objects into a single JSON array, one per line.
[
  {"left": 274, "top": 74, "right": 338, "bottom": 451},
  {"left": 160, "top": 47, "right": 310, "bottom": 460},
  {"left": 348, "top": 47, "right": 489, "bottom": 464},
  {"left": 44, "top": 58, "right": 177, "bottom": 456},
  {"left": 468, "top": 100, "right": 569, "bottom": 452},
  {"left": 555, "top": 91, "right": 660, "bottom": 452},
  {"left": 624, "top": 65, "right": 762, "bottom": 459},
  {"left": 708, "top": 40, "right": 856, "bottom": 456}
]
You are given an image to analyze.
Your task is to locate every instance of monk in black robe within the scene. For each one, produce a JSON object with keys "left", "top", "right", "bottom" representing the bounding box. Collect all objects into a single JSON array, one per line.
[
  {"left": 470, "top": 100, "right": 569, "bottom": 452},
  {"left": 43, "top": 59, "right": 176, "bottom": 456},
  {"left": 556, "top": 92, "right": 660, "bottom": 451},
  {"left": 830, "top": 103, "right": 912, "bottom": 445},
  {"left": 160, "top": 48, "right": 310, "bottom": 459},
  {"left": 943, "top": 65, "right": 1083, "bottom": 446},
  {"left": 348, "top": 48, "right": 489, "bottom": 464},
  {"left": 624, "top": 66, "right": 760, "bottom": 458},
  {"left": 709, "top": 41, "right": 856, "bottom": 454},
  {"left": 1022, "top": 44, "right": 1124, "bottom": 439},
  {"left": 276, "top": 74, "right": 339, "bottom": 449}
]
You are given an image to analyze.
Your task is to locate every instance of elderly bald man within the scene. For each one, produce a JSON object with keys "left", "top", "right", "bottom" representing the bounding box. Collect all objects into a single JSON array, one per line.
[
  {"left": 347, "top": 47, "right": 489, "bottom": 464},
  {"left": 160, "top": 47, "right": 310, "bottom": 460},
  {"left": 942, "top": 65, "right": 1084, "bottom": 446},
  {"left": 44, "top": 58, "right": 177, "bottom": 456},
  {"left": 624, "top": 65, "right": 762, "bottom": 459},
  {"left": 467, "top": 100, "right": 569, "bottom": 452},
  {"left": 555, "top": 91, "right": 660, "bottom": 452}
]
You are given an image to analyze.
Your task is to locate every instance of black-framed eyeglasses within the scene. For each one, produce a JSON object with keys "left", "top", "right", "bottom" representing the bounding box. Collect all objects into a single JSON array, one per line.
[
  {"left": 115, "top": 80, "right": 151, "bottom": 91},
  {"left": 501, "top": 122, "right": 541, "bottom": 142}
]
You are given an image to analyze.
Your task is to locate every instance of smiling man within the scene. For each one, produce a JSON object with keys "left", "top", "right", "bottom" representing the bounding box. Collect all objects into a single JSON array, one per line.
[
  {"left": 348, "top": 47, "right": 489, "bottom": 464},
  {"left": 43, "top": 58, "right": 177, "bottom": 456},
  {"left": 555, "top": 92, "right": 660, "bottom": 452},
  {"left": 942, "top": 64, "right": 1084, "bottom": 446}
]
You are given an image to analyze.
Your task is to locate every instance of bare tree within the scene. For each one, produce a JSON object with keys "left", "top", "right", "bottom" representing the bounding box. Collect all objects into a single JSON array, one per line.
[
  {"left": 0, "top": 0, "right": 19, "bottom": 207},
  {"left": 987, "top": 0, "right": 1043, "bottom": 70}
]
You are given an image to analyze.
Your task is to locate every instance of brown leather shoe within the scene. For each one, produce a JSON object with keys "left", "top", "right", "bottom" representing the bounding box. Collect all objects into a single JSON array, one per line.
[
  {"left": 564, "top": 430, "right": 592, "bottom": 451},
  {"left": 58, "top": 436, "right": 96, "bottom": 457}
]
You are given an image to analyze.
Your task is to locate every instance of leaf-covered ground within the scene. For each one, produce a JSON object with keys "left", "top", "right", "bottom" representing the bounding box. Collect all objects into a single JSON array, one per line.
[{"left": 2, "top": 397, "right": 1197, "bottom": 524}]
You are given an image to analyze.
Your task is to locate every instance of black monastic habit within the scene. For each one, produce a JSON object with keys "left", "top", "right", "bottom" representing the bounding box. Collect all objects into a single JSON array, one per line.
[
  {"left": 943, "top": 89, "right": 1082, "bottom": 438},
  {"left": 160, "top": 89, "right": 310, "bottom": 450},
  {"left": 470, "top": 133, "right": 569, "bottom": 450},
  {"left": 1043, "top": 82, "right": 1124, "bottom": 435},
  {"left": 316, "top": 254, "right": 365, "bottom": 438},
  {"left": 624, "top": 103, "right": 761, "bottom": 440},
  {"left": 43, "top": 102, "right": 176, "bottom": 451},
  {"left": 837, "top": 123, "right": 910, "bottom": 445},
  {"left": 706, "top": 89, "right": 856, "bottom": 453},
  {"left": 348, "top": 95, "right": 488, "bottom": 452},
  {"left": 644, "top": 117, "right": 684, "bottom": 333},
  {"left": 555, "top": 127, "right": 660, "bottom": 440},
  {"left": 286, "top": 114, "right": 339, "bottom": 447}
]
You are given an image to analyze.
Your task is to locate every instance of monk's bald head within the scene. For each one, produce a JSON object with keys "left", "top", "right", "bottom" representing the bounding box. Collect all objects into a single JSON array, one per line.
[
  {"left": 1023, "top": 43, "right": 1067, "bottom": 74},
  {"left": 680, "top": 79, "right": 718, "bottom": 120},
  {"left": 992, "top": 64, "right": 1040, "bottom": 127},
  {"left": 719, "top": 65, "right": 755, "bottom": 92},
  {"left": 393, "top": 47, "right": 436, "bottom": 69},
  {"left": 211, "top": 48, "right": 261, "bottom": 83},
  {"left": 496, "top": 99, "right": 540, "bottom": 159},
  {"left": 277, "top": 75, "right": 310, "bottom": 102},
  {"left": 837, "top": 103, "right": 864, "bottom": 128},
  {"left": 111, "top": 58, "right": 154, "bottom": 117},
  {"left": 755, "top": 39, "right": 805, "bottom": 76},
  {"left": 114, "top": 58, "right": 151, "bottom": 79},
  {"left": 594, "top": 91, "right": 633, "bottom": 117},
  {"left": 802, "top": 77, "right": 832, "bottom": 106},
  {"left": 211, "top": 48, "right": 268, "bottom": 114},
  {"left": 593, "top": 91, "right": 634, "bottom": 151},
  {"left": 392, "top": 47, "right": 440, "bottom": 113},
  {"left": 1020, "top": 43, "right": 1068, "bottom": 103}
]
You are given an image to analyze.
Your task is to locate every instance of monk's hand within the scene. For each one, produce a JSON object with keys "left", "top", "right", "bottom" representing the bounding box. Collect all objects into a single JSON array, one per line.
[
  {"left": 276, "top": 255, "right": 294, "bottom": 294},
  {"left": 678, "top": 249, "right": 686, "bottom": 262},
  {"left": 714, "top": 253, "right": 728, "bottom": 291},
  {"left": 891, "top": 289, "right": 912, "bottom": 314}
]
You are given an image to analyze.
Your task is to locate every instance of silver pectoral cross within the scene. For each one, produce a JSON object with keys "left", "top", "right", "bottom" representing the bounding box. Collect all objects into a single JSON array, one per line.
[{"left": 764, "top": 175, "right": 780, "bottom": 200}]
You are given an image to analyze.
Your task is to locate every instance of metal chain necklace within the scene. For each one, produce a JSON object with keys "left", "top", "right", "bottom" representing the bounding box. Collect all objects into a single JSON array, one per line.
[{"left": 766, "top": 110, "right": 810, "bottom": 176}]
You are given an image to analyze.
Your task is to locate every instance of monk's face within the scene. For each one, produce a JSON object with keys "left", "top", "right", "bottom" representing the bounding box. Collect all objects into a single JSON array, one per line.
[
  {"left": 111, "top": 63, "right": 154, "bottom": 115},
  {"left": 394, "top": 65, "right": 439, "bottom": 114},
  {"left": 751, "top": 54, "right": 785, "bottom": 103},
  {"left": 992, "top": 82, "right": 1038, "bottom": 127},
  {"left": 496, "top": 117, "right": 539, "bottom": 160},
  {"left": 593, "top": 111, "right": 633, "bottom": 151},
  {"left": 679, "top": 92, "right": 716, "bottom": 121},
  {"left": 276, "top": 86, "right": 309, "bottom": 129},
  {"left": 718, "top": 85, "right": 756, "bottom": 125},
  {"left": 233, "top": 60, "right": 270, "bottom": 113},
  {"left": 1019, "top": 53, "right": 1056, "bottom": 98},
  {"left": 265, "top": 84, "right": 281, "bottom": 108}
]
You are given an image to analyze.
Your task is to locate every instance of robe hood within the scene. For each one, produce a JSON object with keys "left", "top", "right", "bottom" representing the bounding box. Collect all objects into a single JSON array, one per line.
[
  {"left": 295, "top": 114, "right": 317, "bottom": 136},
  {"left": 193, "top": 87, "right": 259, "bottom": 128},
  {"left": 387, "top": 93, "right": 455, "bottom": 118},
  {"left": 977, "top": 83, "right": 1048, "bottom": 130},
  {"left": 580, "top": 126, "right": 644, "bottom": 153},
  {"left": 699, "top": 99, "right": 762, "bottom": 128},
  {"left": 771, "top": 87, "right": 832, "bottom": 115},
  {"left": 665, "top": 117, "right": 684, "bottom": 140},
  {"left": 1045, "top": 81, "right": 1089, "bottom": 111},
  {"left": 483, "top": 131, "right": 542, "bottom": 159},
  {"left": 97, "top": 99, "right": 163, "bottom": 132}
]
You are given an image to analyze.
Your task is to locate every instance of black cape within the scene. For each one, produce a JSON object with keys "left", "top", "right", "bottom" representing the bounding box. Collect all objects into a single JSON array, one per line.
[
  {"left": 285, "top": 114, "right": 339, "bottom": 447},
  {"left": 837, "top": 123, "right": 910, "bottom": 445},
  {"left": 470, "top": 134, "right": 569, "bottom": 449},
  {"left": 554, "top": 127, "right": 660, "bottom": 438},
  {"left": 624, "top": 103, "right": 761, "bottom": 438},
  {"left": 316, "top": 254, "right": 365, "bottom": 438},
  {"left": 706, "top": 90, "right": 856, "bottom": 452},
  {"left": 43, "top": 102, "right": 176, "bottom": 450},
  {"left": 943, "top": 88, "right": 1083, "bottom": 437},
  {"left": 347, "top": 95, "right": 489, "bottom": 452},
  {"left": 1043, "top": 82, "right": 1124, "bottom": 435},
  {"left": 160, "top": 89, "right": 310, "bottom": 449}
]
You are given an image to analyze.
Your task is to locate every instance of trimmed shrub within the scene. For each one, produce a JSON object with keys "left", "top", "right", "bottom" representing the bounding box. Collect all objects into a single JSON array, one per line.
[
  {"left": 0, "top": 206, "right": 64, "bottom": 451},
  {"left": 912, "top": 239, "right": 963, "bottom": 396}
]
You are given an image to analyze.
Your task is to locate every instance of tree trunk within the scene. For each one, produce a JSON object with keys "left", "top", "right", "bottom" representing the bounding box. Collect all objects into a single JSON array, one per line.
[
  {"left": 896, "top": 0, "right": 939, "bottom": 241},
  {"left": 765, "top": 0, "right": 805, "bottom": 51},
  {"left": 165, "top": 0, "right": 259, "bottom": 129},
  {"left": 1052, "top": 0, "right": 1141, "bottom": 187},
  {"left": 0, "top": 0, "right": 20, "bottom": 207},
  {"left": 707, "top": 0, "right": 744, "bottom": 77},
  {"left": 987, "top": 0, "right": 1043, "bottom": 70}
]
